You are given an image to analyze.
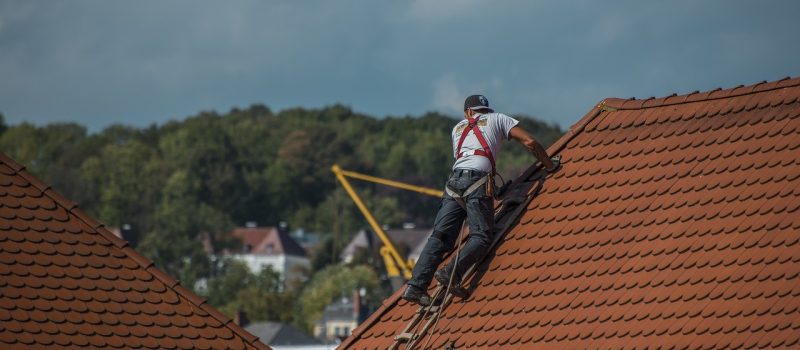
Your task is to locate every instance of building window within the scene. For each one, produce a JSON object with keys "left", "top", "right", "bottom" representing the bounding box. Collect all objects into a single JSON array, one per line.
[
  {"left": 334, "top": 327, "right": 340, "bottom": 336},
  {"left": 344, "top": 327, "right": 350, "bottom": 335}
]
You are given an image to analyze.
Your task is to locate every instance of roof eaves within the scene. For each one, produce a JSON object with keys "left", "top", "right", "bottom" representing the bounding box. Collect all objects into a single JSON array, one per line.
[{"left": 0, "top": 152, "right": 272, "bottom": 350}]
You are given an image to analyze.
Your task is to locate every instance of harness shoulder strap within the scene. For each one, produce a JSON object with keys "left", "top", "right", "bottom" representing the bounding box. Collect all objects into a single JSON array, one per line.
[
  {"left": 456, "top": 116, "right": 496, "bottom": 171},
  {"left": 455, "top": 118, "right": 474, "bottom": 156}
]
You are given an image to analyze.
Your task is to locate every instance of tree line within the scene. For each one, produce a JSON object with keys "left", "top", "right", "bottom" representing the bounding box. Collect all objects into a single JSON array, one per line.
[{"left": 0, "top": 107, "right": 562, "bottom": 332}]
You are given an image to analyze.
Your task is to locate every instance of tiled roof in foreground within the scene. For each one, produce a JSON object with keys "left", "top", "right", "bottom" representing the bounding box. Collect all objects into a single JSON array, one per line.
[
  {"left": 340, "top": 77, "right": 800, "bottom": 349},
  {"left": 0, "top": 153, "right": 270, "bottom": 349}
]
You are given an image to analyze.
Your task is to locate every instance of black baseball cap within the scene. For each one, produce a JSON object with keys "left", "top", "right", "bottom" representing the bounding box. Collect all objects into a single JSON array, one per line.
[{"left": 464, "top": 94, "right": 494, "bottom": 112}]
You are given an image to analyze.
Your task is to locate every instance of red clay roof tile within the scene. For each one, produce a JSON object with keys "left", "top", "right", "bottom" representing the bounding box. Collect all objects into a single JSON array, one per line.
[
  {"left": 340, "top": 77, "right": 800, "bottom": 349},
  {"left": 0, "top": 153, "right": 270, "bottom": 349}
]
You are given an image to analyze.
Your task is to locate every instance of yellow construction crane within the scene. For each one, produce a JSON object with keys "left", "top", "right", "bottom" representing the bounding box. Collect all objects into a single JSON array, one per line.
[{"left": 331, "top": 164, "right": 442, "bottom": 281}]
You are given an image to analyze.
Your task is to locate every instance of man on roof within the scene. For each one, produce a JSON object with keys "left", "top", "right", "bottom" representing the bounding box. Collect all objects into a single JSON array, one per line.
[{"left": 402, "top": 94, "right": 560, "bottom": 306}]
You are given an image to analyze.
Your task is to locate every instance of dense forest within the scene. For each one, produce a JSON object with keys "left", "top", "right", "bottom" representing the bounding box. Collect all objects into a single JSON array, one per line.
[{"left": 0, "top": 106, "right": 562, "bottom": 331}]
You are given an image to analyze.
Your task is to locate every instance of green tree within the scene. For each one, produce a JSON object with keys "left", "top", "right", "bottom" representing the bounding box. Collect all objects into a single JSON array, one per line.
[
  {"left": 159, "top": 112, "right": 242, "bottom": 214},
  {"left": 204, "top": 259, "right": 253, "bottom": 307},
  {"left": 221, "top": 265, "right": 294, "bottom": 323},
  {"left": 138, "top": 229, "right": 212, "bottom": 288},
  {"left": 137, "top": 170, "right": 233, "bottom": 286},
  {"left": 80, "top": 140, "right": 163, "bottom": 246},
  {"left": 203, "top": 259, "right": 295, "bottom": 323},
  {"left": 0, "top": 103, "right": 563, "bottom": 311}
]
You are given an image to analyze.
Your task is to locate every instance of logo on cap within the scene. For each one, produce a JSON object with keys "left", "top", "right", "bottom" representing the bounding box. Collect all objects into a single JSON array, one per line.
[{"left": 479, "top": 95, "right": 487, "bottom": 106}]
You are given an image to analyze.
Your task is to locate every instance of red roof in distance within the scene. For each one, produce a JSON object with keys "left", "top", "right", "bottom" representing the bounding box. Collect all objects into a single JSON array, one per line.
[{"left": 228, "top": 227, "right": 307, "bottom": 257}]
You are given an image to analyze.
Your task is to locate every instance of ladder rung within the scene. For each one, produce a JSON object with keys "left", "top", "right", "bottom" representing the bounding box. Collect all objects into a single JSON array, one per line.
[
  {"left": 417, "top": 305, "right": 440, "bottom": 314},
  {"left": 394, "top": 332, "right": 415, "bottom": 342}
]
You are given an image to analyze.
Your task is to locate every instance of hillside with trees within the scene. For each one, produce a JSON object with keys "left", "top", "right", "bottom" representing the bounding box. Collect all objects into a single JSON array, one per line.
[{"left": 0, "top": 106, "right": 563, "bottom": 331}]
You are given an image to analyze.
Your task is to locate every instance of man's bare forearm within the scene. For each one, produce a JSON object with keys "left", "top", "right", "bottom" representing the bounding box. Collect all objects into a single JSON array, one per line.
[
  {"left": 509, "top": 126, "right": 555, "bottom": 170},
  {"left": 525, "top": 139, "right": 554, "bottom": 170}
]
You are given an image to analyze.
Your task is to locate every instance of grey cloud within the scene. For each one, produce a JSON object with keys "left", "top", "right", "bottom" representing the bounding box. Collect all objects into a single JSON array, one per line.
[{"left": 0, "top": 0, "right": 798, "bottom": 131}]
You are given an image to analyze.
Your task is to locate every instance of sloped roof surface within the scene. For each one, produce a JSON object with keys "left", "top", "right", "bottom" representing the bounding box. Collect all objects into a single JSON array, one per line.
[
  {"left": 0, "top": 153, "right": 270, "bottom": 349},
  {"left": 341, "top": 77, "right": 800, "bottom": 349},
  {"left": 231, "top": 227, "right": 306, "bottom": 257}
]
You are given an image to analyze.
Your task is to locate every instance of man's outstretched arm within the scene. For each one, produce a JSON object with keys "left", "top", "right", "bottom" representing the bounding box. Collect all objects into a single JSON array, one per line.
[{"left": 509, "top": 126, "right": 557, "bottom": 171}]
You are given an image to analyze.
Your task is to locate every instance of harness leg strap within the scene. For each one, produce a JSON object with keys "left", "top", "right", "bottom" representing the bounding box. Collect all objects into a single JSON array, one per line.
[{"left": 444, "top": 175, "right": 488, "bottom": 209}]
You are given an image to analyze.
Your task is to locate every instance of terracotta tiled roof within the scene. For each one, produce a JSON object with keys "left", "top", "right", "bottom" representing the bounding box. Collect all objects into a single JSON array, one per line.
[
  {"left": 0, "top": 153, "right": 271, "bottom": 349},
  {"left": 340, "top": 77, "right": 800, "bottom": 349},
  {"left": 230, "top": 227, "right": 306, "bottom": 256}
]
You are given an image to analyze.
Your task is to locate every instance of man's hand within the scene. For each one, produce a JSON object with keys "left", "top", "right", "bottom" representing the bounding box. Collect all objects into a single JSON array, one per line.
[{"left": 546, "top": 155, "right": 561, "bottom": 173}]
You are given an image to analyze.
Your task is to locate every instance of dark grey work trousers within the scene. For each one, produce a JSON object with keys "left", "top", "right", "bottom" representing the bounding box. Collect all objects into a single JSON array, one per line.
[{"left": 408, "top": 168, "right": 495, "bottom": 291}]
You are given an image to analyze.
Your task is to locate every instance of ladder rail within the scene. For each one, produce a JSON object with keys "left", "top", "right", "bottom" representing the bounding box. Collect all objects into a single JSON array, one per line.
[{"left": 390, "top": 171, "right": 546, "bottom": 349}]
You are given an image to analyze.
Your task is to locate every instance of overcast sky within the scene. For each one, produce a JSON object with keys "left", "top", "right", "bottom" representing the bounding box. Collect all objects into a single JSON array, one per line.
[{"left": 1, "top": 0, "right": 799, "bottom": 131}]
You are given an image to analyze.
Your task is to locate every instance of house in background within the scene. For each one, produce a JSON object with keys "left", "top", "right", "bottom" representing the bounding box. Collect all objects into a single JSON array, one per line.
[
  {"left": 210, "top": 224, "right": 311, "bottom": 286},
  {"left": 246, "top": 321, "right": 321, "bottom": 347},
  {"left": 286, "top": 225, "right": 322, "bottom": 256},
  {"left": 313, "top": 290, "right": 369, "bottom": 343},
  {"left": 406, "top": 235, "right": 428, "bottom": 266},
  {"left": 339, "top": 226, "right": 431, "bottom": 266},
  {"left": 232, "top": 311, "right": 322, "bottom": 347}
]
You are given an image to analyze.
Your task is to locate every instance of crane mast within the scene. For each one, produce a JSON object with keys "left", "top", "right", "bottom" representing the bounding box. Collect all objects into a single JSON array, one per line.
[{"left": 331, "top": 164, "right": 442, "bottom": 283}]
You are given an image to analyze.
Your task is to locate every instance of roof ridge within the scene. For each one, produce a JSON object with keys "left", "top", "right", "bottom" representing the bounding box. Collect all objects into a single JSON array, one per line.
[
  {"left": 0, "top": 152, "right": 271, "bottom": 350},
  {"left": 604, "top": 76, "right": 800, "bottom": 110}
]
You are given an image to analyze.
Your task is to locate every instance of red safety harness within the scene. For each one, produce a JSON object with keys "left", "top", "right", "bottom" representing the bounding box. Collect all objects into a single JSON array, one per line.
[{"left": 455, "top": 115, "right": 495, "bottom": 172}]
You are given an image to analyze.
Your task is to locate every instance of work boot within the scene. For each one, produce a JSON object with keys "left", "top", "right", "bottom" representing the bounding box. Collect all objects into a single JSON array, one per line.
[
  {"left": 434, "top": 264, "right": 469, "bottom": 299},
  {"left": 434, "top": 260, "right": 463, "bottom": 286},
  {"left": 434, "top": 265, "right": 458, "bottom": 287},
  {"left": 401, "top": 284, "right": 432, "bottom": 306}
]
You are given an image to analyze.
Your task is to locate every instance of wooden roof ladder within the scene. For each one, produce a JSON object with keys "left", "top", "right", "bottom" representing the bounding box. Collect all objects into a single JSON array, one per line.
[{"left": 389, "top": 168, "right": 548, "bottom": 350}]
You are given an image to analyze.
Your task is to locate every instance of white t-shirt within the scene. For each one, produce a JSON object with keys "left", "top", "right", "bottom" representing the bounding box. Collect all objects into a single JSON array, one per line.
[{"left": 451, "top": 112, "right": 520, "bottom": 172}]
